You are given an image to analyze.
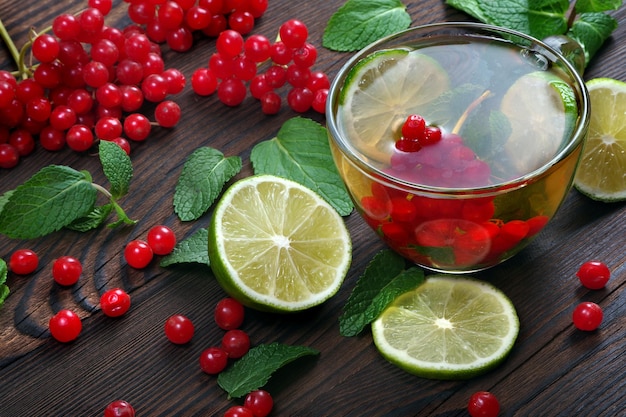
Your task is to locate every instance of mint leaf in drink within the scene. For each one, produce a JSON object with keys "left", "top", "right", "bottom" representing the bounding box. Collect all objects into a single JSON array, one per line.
[
  {"left": 575, "top": 0, "right": 622, "bottom": 13},
  {"left": 250, "top": 117, "right": 353, "bottom": 216},
  {"left": 323, "top": 0, "right": 411, "bottom": 52},
  {"left": 99, "top": 140, "right": 133, "bottom": 199},
  {"left": 217, "top": 343, "right": 319, "bottom": 399},
  {"left": 173, "top": 147, "right": 242, "bottom": 222},
  {"left": 340, "top": 250, "right": 424, "bottom": 336},
  {"left": 0, "top": 165, "right": 98, "bottom": 239},
  {"left": 0, "top": 258, "right": 8, "bottom": 309},
  {"left": 568, "top": 12, "right": 618, "bottom": 65},
  {"left": 160, "top": 227, "right": 210, "bottom": 267}
]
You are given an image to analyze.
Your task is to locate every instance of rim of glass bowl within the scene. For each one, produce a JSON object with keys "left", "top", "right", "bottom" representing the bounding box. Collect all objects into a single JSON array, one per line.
[{"left": 326, "top": 21, "right": 590, "bottom": 197}]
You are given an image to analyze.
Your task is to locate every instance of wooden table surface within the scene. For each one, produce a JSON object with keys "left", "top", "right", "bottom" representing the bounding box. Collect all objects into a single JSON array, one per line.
[{"left": 1, "top": 0, "right": 625, "bottom": 416}]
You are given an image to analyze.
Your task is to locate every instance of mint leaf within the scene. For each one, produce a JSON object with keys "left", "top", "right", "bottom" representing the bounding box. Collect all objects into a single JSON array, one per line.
[
  {"left": 65, "top": 204, "right": 114, "bottom": 232},
  {"left": 340, "top": 250, "right": 424, "bottom": 336},
  {"left": 250, "top": 117, "right": 353, "bottom": 216},
  {"left": 0, "top": 165, "right": 97, "bottom": 239},
  {"left": 0, "top": 190, "right": 13, "bottom": 214},
  {"left": 174, "top": 147, "right": 242, "bottom": 221},
  {"left": 323, "top": 0, "right": 411, "bottom": 52},
  {"left": 568, "top": 12, "right": 618, "bottom": 64},
  {"left": 217, "top": 343, "right": 319, "bottom": 398},
  {"left": 160, "top": 227, "right": 210, "bottom": 267},
  {"left": 445, "top": 0, "right": 490, "bottom": 22},
  {"left": 575, "top": 0, "right": 622, "bottom": 13},
  {"left": 0, "top": 258, "right": 8, "bottom": 309},
  {"left": 99, "top": 140, "right": 133, "bottom": 199}
]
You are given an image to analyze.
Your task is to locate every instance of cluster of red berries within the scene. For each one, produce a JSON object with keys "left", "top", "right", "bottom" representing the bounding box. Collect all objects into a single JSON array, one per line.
[
  {"left": 191, "top": 19, "right": 330, "bottom": 114},
  {"left": 127, "top": 0, "right": 269, "bottom": 52},
  {"left": 0, "top": 0, "right": 185, "bottom": 169},
  {"left": 395, "top": 114, "right": 442, "bottom": 153}
]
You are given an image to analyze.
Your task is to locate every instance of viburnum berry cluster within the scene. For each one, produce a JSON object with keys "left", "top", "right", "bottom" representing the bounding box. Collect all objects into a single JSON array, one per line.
[
  {"left": 0, "top": 0, "right": 185, "bottom": 169},
  {"left": 191, "top": 19, "right": 330, "bottom": 114}
]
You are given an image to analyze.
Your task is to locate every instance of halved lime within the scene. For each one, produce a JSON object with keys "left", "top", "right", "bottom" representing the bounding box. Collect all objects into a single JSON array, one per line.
[
  {"left": 371, "top": 275, "right": 519, "bottom": 379},
  {"left": 574, "top": 78, "right": 626, "bottom": 202},
  {"left": 208, "top": 175, "right": 352, "bottom": 313},
  {"left": 339, "top": 49, "right": 450, "bottom": 162},
  {"left": 502, "top": 71, "right": 578, "bottom": 175}
]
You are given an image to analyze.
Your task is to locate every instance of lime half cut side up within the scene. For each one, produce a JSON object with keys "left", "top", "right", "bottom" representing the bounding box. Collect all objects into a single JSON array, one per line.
[
  {"left": 208, "top": 175, "right": 352, "bottom": 313},
  {"left": 338, "top": 48, "right": 450, "bottom": 163},
  {"left": 574, "top": 78, "right": 626, "bottom": 202},
  {"left": 371, "top": 275, "right": 519, "bottom": 379}
]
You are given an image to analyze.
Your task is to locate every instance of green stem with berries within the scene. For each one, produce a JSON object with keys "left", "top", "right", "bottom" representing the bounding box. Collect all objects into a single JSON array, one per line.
[{"left": 0, "top": 17, "right": 21, "bottom": 73}]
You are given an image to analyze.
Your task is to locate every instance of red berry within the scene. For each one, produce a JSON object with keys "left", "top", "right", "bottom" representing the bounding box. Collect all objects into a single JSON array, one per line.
[
  {"left": 260, "top": 91, "right": 281, "bottom": 115},
  {"left": 104, "top": 400, "right": 135, "bottom": 417},
  {"left": 124, "top": 239, "right": 154, "bottom": 269},
  {"left": 9, "top": 248, "right": 39, "bottom": 274},
  {"left": 217, "top": 29, "right": 244, "bottom": 57},
  {"left": 214, "top": 297, "right": 245, "bottom": 330},
  {"left": 217, "top": 77, "right": 247, "bottom": 106},
  {"left": 287, "top": 87, "right": 314, "bottom": 113},
  {"left": 66, "top": 124, "right": 94, "bottom": 152},
  {"left": 199, "top": 347, "right": 228, "bottom": 374},
  {"left": 49, "top": 309, "right": 82, "bottom": 342},
  {"left": 147, "top": 224, "right": 177, "bottom": 255},
  {"left": 279, "top": 19, "right": 308, "bottom": 49},
  {"left": 191, "top": 68, "right": 218, "bottom": 96},
  {"left": 401, "top": 114, "right": 426, "bottom": 140},
  {"left": 100, "top": 288, "right": 132, "bottom": 317},
  {"left": 576, "top": 260, "right": 610, "bottom": 290},
  {"left": 221, "top": 329, "right": 250, "bottom": 358},
  {"left": 468, "top": 391, "right": 500, "bottom": 417},
  {"left": 124, "top": 113, "right": 151, "bottom": 141},
  {"left": 52, "top": 256, "right": 83, "bottom": 286},
  {"left": 244, "top": 35, "right": 271, "bottom": 63},
  {"left": 32, "top": 34, "right": 60, "bottom": 63},
  {"left": 224, "top": 405, "right": 254, "bottom": 417},
  {"left": 244, "top": 390, "right": 273, "bottom": 417},
  {"left": 164, "top": 314, "right": 195, "bottom": 344},
  {"left": 0, "top": 143, "right": 19, "bottom": 168},
  {"left": 572, "top": 301, "right": 603, "bottom": 331}
]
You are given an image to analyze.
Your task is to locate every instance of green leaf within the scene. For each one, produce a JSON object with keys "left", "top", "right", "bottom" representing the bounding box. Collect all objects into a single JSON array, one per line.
[
  {"left": 65, "top": 204, "right": 114, "bottom": 232},
  {"left": 160, "top": 228, "right": 210, "bottom": 267},
  {"left": 250, "top": 117, "right": 354, "bottom": 216},
  {"left": 99, "top": 140, "right": 133, "bottom": 199},
  {"left": 445, "top": 0, "right": 490, "bottom": 22},
  {"left": 340, "top": 250, "right": 424, "bottom": 336},
  {"left": 575, "top": 0, "right": 622, "bottom": 13},
  {"left": 568, "top": 12, "right": 618, "bottom": 65},
  {"left": 323, "top": 0, "right": 411, "bottom": 52},
  {"left": 0, "top": 258, "right": 8, "bottom": 309},
  {"left": 0, "top": 165, "right": 97, "bottom": 239},
  {"left": 0, "top": 190, "right": 14, "bottom": 214},
  {"left": 174, "top": 147, "right": 242, "bottom": 221},
  {"left": 217, "top": 343, "right": 319, "bottom": 399}
]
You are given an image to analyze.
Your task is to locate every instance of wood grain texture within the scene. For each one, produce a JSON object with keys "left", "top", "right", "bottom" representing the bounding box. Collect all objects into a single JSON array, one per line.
[{"left": 1, "top": 0, "right": 625, "bottom": 416}]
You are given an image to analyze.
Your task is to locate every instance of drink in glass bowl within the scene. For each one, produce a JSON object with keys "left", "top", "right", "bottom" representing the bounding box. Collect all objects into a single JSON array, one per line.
[{"left": 327, "top": 23, "right": 589, "bottom": 273}]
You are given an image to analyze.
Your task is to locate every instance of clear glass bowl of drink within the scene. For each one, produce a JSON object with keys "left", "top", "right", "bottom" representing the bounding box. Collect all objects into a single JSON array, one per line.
[{"left": 326, "top": 22, "right": 590, "bottom": 273}]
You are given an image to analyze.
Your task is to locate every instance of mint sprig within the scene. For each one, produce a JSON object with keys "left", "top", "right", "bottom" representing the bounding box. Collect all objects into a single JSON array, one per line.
[
  {"left": 217, "top": 343, "right": 319, "bottom": 399},
  {"left": 323, "top": 0, "right": 411, "bottom": 52},
  {"left": 0, "top": 258, "right": 8, "bottom": 309},
  {"left": 173, "top": 146, "right": 242, "bottom": 221},
  {"left": 339, "top": 249, "right": 424, "bottom": 337},
  {"left": 160, "top": 227, "right": 210, "bottom": 267},
  {"left": 250, "top": 117, "right": 353, "bottom": 216}
]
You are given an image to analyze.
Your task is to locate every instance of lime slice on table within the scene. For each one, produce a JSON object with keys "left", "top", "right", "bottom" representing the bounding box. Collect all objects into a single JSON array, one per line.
[
  {"left": 339, "top": 49, "right": 450, "bottom": 162},
  {"left": 502, "top": 71, "right": 578, "bottom": 175},
  {"left": 208, "top": 175, "right": 352, "bottom": 313},
  {"left": 371, "top": 275, "right": 519, "bottom": 379},
  {"left": 574, "top": 78, "right": 626, "bottom": 202}
]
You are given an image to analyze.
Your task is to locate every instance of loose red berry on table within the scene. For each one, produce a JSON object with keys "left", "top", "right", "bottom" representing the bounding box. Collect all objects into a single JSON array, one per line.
[
  {"left": 52, "top": 256, "right": 83, "bottom": 286},
  {"left": 124, "top": 239, "right": 154, "bottom": 269},
  {"left": 214, "top": 297, "right": 245, "bottom": 330},
  {"left": 199, "top": 347, "right": 229, "bottom": 374},
  {"left": 103, "top": 399, "right": 135, "bottom": 417},
  {"left": 100, "top": 288, "right": 132, "bottom": 317},
  {"left": 221, "top": 329, "right": 251, "bottom": 358},
  {"left": 147, "top": 224, "right": 177, "bottom": 255},
  {"left": 224, "top": 405, "right": 255, "bottom": 417},
  {"left": 8, "top": 248, "right": 39, "bottom": 275},
  {"left": 572, "top": 301, "right": 603, "bottom": 331},
  {"left": 576, "top": 260, "right": 611, "bottom": 290},
  {"left": 468, "top": 391, "right": 500, "bottom": 417},
  {"left": 49, "top": 309, "right": 82, "bottom": 343},
  {"left": 244, "top": 389, "right": 273, "bottom": 417},
  {"left": 164, "top": 314, "right": 195, "bottom": 344}
]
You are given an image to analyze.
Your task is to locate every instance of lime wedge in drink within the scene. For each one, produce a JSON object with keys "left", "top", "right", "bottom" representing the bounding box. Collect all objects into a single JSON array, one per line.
[
  {"left": 339, "top": 49, "right": 450, "bottom": 162},
  {"left": 208, "top": 175, "right": 352, "bottom": 313},
  {"left": 574, "top": 78, "right": 626, "bottom": 202},
  {"left": 501, "top": 71, "right": 578, "bottom": 175},
  {"left": 372, "top": 275, "right": 519, "bottom": 379}
]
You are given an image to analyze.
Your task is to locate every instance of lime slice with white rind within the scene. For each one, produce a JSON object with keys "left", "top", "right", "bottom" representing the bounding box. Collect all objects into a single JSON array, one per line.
[
  {"left": 372, "top": 275, "right": 519, "bottom": 379},
  {"left": 502, "top": 71, "right": 578, "bottom": 176},
  {"left": 208, "top": 175, "right": 352, "bottom": 313},
  {"left": 574, "top": 78, "right": 626, "bottom": 202},
  {"left": 339, "top": 49, "right": 450, "bottom": 162}
]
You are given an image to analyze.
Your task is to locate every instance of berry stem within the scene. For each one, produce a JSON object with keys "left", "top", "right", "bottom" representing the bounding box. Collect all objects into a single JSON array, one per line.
[
  {"left": 91, "top": 183, "right": 137, "bottom": 227},
  {"left": 0, "top": 17, "right": 21, "bottom": 73},
  {"left": 452, "top": 90, "right": 493, "bottom": 135}
]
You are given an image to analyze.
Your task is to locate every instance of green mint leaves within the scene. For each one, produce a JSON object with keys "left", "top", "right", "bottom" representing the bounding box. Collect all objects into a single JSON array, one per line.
[
  {"left": 0, "top": 141, "right": 135, "bottom": 240},
  {"left": 173, "top": 147, "right": 242, "bottom": 222},
  {"left": 323, "top": 0, "right": 411, "bottom": 52},
  {"left": 339, "top": 250, "right": 424, "bottom": 337},
  {"left": 250, "top": 117, "right": 353, "bottom": 216},
  {"left": 160, "top": 227, "right": 210, "bottom": 267},
  {"left": 217, "top": 343, "right": 319, "bottom": 399},
  {"left": 0, "top": 258, "right": 8, "bottom": 309},
  {"left": 446, "top": 0, "right": 621, "bottom": 67}
]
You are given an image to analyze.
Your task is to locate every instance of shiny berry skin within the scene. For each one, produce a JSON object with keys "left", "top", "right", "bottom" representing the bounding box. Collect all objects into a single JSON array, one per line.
[
  {"left": 164, "top": 314, "right": 195, "bottom": 344},
  {"left": 9, "top": 248, "right": 39, "bottom": 274},
  {"left": 199, "top": 347, "right": 228, "bottom": 374},
  {"left": 576, "top": 260, "right": 611, "bottom": 290},
  {"left": 214, "top": 297, "right": 245, "bottom": 330},
  {"left": 191, "top": 68, "right": 218, "bottom": 96},
  {"left": 66, "top": 124, "right": 94, "bottom": 152},
  {"left": 221, "top": 329, "right": 250, "bottom": 358},
  {"left": 147, "top": 224, "right": 177, "bottom": 255},
  {"left": 572, "top": 302, "right": 603, "bottom": 331},
  {"left": 244, "top": 390, "right": 273, "bottom": 417},
  {"left": 217, "top": 29, "right": 244, "bottom": 57},
  {"left": 104, "top": 399, "right": 135, "bottom": 417},
  {"left": 49, "top": 309, "right": 82, "bottom": 342},
  {"left": 468, "top": 391, "right": 500, "bottom": 417},
  {"left": 100, "top": 288, "right": 131, "bottom": 317},
  {"left": 124, "top": 113, "right": 151, "bottom": 141},
  {"left": 0, "top": 143, "right": 20, "bottom": 168},
  {"left": 401, "top": 114, "right": 426, "bottom": 140},
  {"left": 260, "top": 91, "right": 281, "bottom": 115},
  {"left": 224, "top": 406, "right": 254, "bottom": 417},
  {"left": 217, "top": 77, "right": 247, "bottom": 106},
  {"left": 52, "top": 256, "right": 83, "bottom": 286},
  {"left": 279, "top": 19, "right": 308, "bottom": 49},
  {"left": 154, "top": 101, "right": 181, "bottom": 128},
  {"left": 124, "top": 239, "right": 154, "bottom": 269}
]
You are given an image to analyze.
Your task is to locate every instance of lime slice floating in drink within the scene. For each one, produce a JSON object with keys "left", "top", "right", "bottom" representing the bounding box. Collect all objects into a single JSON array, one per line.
[
  {"left": 339, "top": 49, "right": 450, "bottom": 162},
  {"left": 371, "top": 275, "right": 519, "bottom": 379},
  {"left": 574, "top": 78, "right": 626, "bottom": 202},
  {"left": 501, "top": 71, "right": 578, "bottom": 175},
  {"left": 208, "top": 175, "right": 352, "bottom": 313}
]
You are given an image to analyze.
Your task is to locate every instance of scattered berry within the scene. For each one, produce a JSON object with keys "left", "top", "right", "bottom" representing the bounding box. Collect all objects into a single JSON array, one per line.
[
  {"left": 221, "top": 329, "right": 251, "bottom": 358},
  {"left": 199, "top": 346, "right": 229, "bottom": 374},
  {"left": 8, "top": 248, "right": 39, "bottom": 274},
  {"left": 214, "top": 297, "right": 245, "bottom": 330},
  {"left": 572, "top": 301, "right": 603, "bottom": 331},
  {"left": 52, "top": 256, "right": 83, "bottom": 286},
  {"left": 164, "top": 314, "right": 195, "bottom": 344},
  {"left": 146, "top": 224, "right": 177, "bottom": 255},
  {"left": 576, "top": 260, "right": 610, "bottom": 289},
  {"left": 244, "top": 390, "right": 273, "bottom": 417},
  {"left": 100, "top": 288, "right": 132, "bottom": 317},
  {"left": 468, "top": 391, "right": 500, "bottom": 417},
  {"left": 224, "top": 405, "right": 255, "bottom": 417},
  {"left": 49, "top": 309, "right": 82, "bottom": 342},
  {"left": 104, "top": 399, "right": 135, "bottom": 417},
  {"left": 124, "top": 239, "right": 154, "bottom": 269}
]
